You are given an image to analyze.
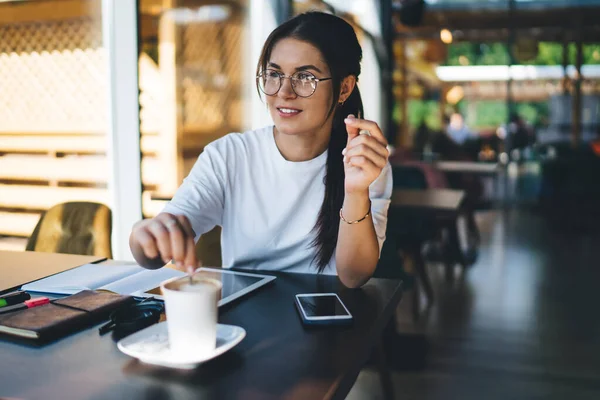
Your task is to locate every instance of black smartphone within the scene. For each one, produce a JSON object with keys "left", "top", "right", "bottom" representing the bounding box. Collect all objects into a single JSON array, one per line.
[{"left": 294, "top": 293, "right": 353, "bottom": 326}]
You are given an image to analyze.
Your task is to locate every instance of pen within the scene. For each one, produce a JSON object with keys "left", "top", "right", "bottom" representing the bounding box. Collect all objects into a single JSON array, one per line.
[
  {"left": 0, "top": 291, "right": 31, "bottom": 308},
  {"left": 0, "top": 297, "right": 50, "bottom": 315}
]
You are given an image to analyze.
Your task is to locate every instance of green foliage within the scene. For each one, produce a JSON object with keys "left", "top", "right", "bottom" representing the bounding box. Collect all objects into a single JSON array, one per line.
[
  {"left": 459, "top": 100, "right": 507, "bottom": 128},
  {"left": 456, "top": 100, "right": 549, "bottom": 128},
  {"left": 445, "top": 42, "right": 600, "bottom": 66},
  {"left": 410, "top": 100, "right": 442, "bottom": 130},
  {"left": 393, "top": 100, "right": 442, "bottom": 131},
  {"left": 479, "top": 43, "right": 510, "bottom": 65},
  {"left": 447, "top": 42, "right": 508, "bottom": 65},
  {"left": 446, "top": 42, "right": 474, "bottom": 66},
  {"left": 528, "top": 42, "right": 565, "bottom": 65},
  {"left": 396, "top": 99, "right": 550, "bottom": 131}
]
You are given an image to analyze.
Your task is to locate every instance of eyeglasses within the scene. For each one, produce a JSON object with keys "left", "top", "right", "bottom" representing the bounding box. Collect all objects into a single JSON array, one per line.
[{"left": 257, "top": 69, "right": 332, "bottom": 98}]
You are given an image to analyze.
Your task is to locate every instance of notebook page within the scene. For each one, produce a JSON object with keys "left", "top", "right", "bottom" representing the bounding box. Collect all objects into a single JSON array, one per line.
[
  {"left": 22, "top": 263, "right": 143, "bottom": 295},
  {"left": 100, "top": 266, "right": 184, "bottom": 295}
]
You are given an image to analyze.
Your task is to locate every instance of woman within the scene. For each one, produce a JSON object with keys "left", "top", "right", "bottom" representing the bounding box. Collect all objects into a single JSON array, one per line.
[{"left": 129, "top": 12, "right": 392, "bottom": 288}]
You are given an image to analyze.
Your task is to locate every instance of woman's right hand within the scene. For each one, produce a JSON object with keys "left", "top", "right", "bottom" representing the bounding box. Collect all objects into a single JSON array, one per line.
[{"left": 129, "top": 213, "right": 199, "bottom": 273}]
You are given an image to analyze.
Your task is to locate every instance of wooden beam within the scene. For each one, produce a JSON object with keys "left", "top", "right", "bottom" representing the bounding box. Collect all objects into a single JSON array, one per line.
[
  {"left": 0, "top": 135, "right": 105, "bottom": 154},
  {"left": 395, "top": 7, "right": 600, "bottom": 42},
  {"left": 399, "top": 38, "right": 409, "bottom": 148},
  {"left": 506, "top": 0, "right": 516, "bottom": 123},
  {"left": 462, "top": 91, "right": 548, "bottom": 102},
  {"left": 0, "top": 134, "right": 160, "bottom": 155},
  {"left": 0, "top": 155, "right": 107, "bottom": 182},
  {"left": 0, "top": 155, "right": 161, "bottom": 185},
  {"left": 0, "top": 237, "right": 27, "bottom": 252},
  {"left": 0, "top": 189, "right": 164, "bottom": 233},
  {"left": 439, "top": 84, "right": 447, "bottom": 127},
  {"left": 140, "top": 14, "right": 159, "bottom": 41},
  {"left": 0, "top": 211, "right": 40, "bottom": 237},
  {"left": 572, "top": 23, "right": 584, "bottom": 148},
  {"left": 158, "top": 2, "right": 184, "bottom": 196},
  {"left": 142, "top": 191, "right": 169, "bottom": 218},
  {"left": 0, "top": 184, "right": 109, "bottom": 210},
  {"left": 0, "top": 0, "right": 101, "bottom": 24},
  {"left": 418, "top": 7, "right": 600, "bottom": 31},
  {"left": 0, "top": 195, "right": 165, "bottom": 235},
  {"left": 562, "top": 36, "right": 570, "bottom": 95}
]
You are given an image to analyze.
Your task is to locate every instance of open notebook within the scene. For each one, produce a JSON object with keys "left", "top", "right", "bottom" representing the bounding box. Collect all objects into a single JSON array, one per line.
[{"left": 22, "top": 263, "right": 184, "bottom": 297}]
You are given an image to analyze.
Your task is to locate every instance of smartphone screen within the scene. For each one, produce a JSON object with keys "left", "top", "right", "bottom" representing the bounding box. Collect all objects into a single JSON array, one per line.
[{"left": 297, "top": 294, "right": 351, "bottom": 318}]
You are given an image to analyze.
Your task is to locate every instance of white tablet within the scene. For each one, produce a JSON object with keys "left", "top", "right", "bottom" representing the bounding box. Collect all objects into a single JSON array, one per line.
[{"left": 138, "top": 267, "right": 276, "bottom": 307}]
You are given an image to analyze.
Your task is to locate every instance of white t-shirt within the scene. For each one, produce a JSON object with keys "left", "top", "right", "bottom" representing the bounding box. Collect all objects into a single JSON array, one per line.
[{"left": 162, "top": 126, "right": 393, "bottom": 274}]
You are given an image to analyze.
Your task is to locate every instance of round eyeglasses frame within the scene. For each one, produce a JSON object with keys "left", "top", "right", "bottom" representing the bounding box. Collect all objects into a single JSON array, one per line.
[{"left": 256, "top": 69, "right": 332, "bottom": 98}]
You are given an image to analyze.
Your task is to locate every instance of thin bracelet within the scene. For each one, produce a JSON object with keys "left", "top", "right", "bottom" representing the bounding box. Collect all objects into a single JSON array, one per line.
[{"left": 339, "top": 202, "right": 371, "bottom": 224}]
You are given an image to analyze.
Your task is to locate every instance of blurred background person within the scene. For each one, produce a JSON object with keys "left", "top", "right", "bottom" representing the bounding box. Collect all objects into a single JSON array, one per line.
[{"left": 447, "top": 112, "right": 473, "bottom": 144}]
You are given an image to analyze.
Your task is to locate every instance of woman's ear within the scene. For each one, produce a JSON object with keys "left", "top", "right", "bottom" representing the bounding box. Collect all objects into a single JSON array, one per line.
[{"left": 339, "top": 75, "right": 357, "bottom": 103}]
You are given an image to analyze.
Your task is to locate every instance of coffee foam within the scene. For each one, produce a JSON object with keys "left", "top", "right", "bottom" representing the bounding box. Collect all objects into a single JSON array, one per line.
[
  {"left": 163, "top": 276, "right": 221, "bottom": 293},
  {"left": 177, "top": 281, "right": 216, "bottom": 292}
]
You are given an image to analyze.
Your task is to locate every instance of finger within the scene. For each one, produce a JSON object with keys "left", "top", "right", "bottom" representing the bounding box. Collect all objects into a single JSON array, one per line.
[
  {"left": 344, "top": 117, "right": 387, "bottom": 147},
  {"left": 346, "top": 155, "right": 380, "bottom": 173},
  {"left": 344, "top": 144, "right": 387, "bottom": 169},
  {"left": 175, "top": 214, "right": 196, "bottom": 238},
  {"left": 147, "top": 220, "right": 173, "bottom": 264},
  {"left": 346, "top": 134, "right": 389, "bottom": 160},
  {"left": 183, "top": 236, "right": 199, "bottom": 275},
  {"left": 156, "top": 213, "right": 188, "bottom": 267},
  {"left": 164, "top": 218, "right": 188, "bottom": 268},
  {"left": 344, "top": 114, "right": 360, "bottom": 146},
  {"left": 135, "top": 228, "right": 160, "bottom": 260},
  {"left": 173, "top": 215, "right": 199, "bottom": 273}
]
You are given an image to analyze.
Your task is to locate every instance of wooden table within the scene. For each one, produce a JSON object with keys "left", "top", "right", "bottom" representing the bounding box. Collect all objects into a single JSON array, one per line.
[
  {"left": 434, "top": 161, "right": 504, "bottom": 204},
  {"left": 391, "top": 188, "right": 465, "bottom": 215},
  {"left": 0, "top": 256, "right": 403, "bottom": 400},
  {"left": 0, "top": 250, "right": 105, "bottom": 292},
  {"left": 434, "top": 161, "right": 499, "bottom": 175}
]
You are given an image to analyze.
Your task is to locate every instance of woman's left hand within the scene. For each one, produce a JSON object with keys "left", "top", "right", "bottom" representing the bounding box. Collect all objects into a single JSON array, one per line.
[{"left": 343, "top": 114, "right": 389, "bottom": 194}]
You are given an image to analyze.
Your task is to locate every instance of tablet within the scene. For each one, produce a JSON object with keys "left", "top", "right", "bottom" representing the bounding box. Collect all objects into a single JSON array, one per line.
[{"left": 139, "top": 267, "right": 276, "bottom": 307}]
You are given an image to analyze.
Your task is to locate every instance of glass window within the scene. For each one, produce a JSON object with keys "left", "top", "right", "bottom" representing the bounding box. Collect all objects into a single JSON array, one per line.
[
  {"left": 0, "top": 0, "right": 107, "bottom": 252},
  {"left": 138, "top": 0, "right": 250, "bottom": 217}
]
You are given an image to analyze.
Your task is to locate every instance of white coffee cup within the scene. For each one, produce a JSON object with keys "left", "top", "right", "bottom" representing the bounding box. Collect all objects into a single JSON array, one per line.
[{"left": 161, "top": 275, "right": 222, "bottom": 360}]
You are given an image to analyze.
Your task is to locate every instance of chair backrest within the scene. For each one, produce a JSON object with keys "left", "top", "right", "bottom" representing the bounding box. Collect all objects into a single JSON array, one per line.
[
  {"left": 400, "top": 160, "right": 448, "bottom": 189},
  {"left": 26, "top": 202, "right": 113, "bottom": 258},
  {"left": 391, "top": 165, "right": 428, "bottom": 190}
]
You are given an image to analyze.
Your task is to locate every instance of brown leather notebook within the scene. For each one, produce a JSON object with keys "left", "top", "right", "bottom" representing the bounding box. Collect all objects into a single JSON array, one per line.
[{"left": 0, "top": 290, "right": 134, "bottom": 341}]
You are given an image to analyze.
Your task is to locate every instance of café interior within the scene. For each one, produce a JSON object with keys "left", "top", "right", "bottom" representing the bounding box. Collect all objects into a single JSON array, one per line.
[{"left": 1, "top": 0, "right": 600, "bottom": 399}]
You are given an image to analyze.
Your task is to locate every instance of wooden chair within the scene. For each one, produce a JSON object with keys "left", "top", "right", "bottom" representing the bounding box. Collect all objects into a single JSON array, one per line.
[{"left": 26, "top": 202, "right": 113, "bottom": 258}]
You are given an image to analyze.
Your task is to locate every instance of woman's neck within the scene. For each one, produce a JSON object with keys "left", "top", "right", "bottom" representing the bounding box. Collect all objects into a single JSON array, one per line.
[{"left": 273, "top": 126, "right": 331, "bottom": 162}]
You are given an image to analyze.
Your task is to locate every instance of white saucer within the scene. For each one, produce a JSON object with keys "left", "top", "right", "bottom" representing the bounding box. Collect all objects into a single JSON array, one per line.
[{"left": 117, "top": 322, "right": 246, "bottom": 369}]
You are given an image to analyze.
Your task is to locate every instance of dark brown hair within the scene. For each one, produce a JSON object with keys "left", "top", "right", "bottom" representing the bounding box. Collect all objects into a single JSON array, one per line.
[{"left": 256, "top": 12, "right": 363, "bottom": 272}]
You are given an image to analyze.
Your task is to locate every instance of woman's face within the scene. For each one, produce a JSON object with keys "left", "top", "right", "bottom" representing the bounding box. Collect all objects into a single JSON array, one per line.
[{"left": 264, "top": 38, "right": 334, "bottom": 138}]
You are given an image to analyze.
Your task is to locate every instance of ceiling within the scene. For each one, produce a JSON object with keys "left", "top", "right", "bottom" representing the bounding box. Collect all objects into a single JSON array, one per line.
[{"left": 394, "top": 0, "right": 600, "bottom": 43}]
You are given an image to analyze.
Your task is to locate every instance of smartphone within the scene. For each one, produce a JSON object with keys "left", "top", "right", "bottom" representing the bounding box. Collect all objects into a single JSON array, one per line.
[{"left": 294, "top": 293, "right": 353, "bottom": 326}]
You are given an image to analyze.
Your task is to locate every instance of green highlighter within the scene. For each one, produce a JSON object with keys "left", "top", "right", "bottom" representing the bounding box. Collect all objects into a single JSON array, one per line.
[{"left": 0, "top": 290, "right": 31, "bottom": 308}]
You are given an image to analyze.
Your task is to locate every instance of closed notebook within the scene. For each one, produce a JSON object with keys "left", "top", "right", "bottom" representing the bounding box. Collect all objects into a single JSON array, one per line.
[{"left": 0, "top": 290, "right": 134, "bottom": 340}]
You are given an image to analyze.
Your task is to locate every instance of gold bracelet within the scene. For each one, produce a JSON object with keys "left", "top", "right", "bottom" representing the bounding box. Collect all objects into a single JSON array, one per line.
[{"left": 339, "top": 203, "right": 371, "bottom": 224}]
